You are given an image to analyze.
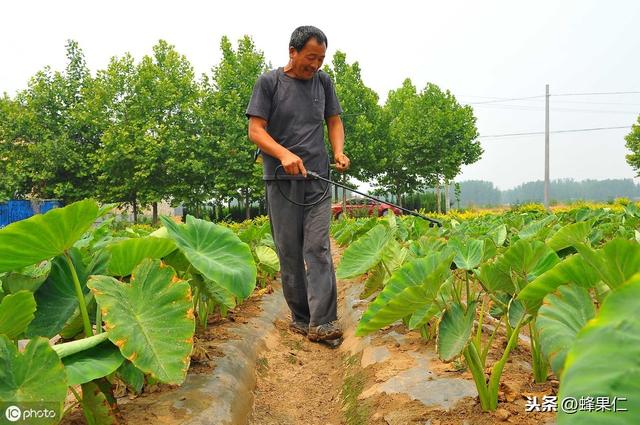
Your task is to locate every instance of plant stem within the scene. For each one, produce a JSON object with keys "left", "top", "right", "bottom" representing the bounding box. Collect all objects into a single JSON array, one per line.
[
  {"left": 380, "top": 259, "right": 392, "bottom": 277},
  {"left": 465, "top": 271, "right": 471, "bottom": 305},
  {"left": 53, "top": 332, "right": 109, "bottom": 358},
  {"left": 65, "top": 252, "right": 93, "bottom": 337},
  {"left": 464, "top": 344, "right": 491, "bottom": 411},
  {"left": 529, "top": 321, "right": 548, "bottom": 383},
  {"left": 69, "top": 386, "right": 82, "bottom": 403},
  {"left": 482, "top": 315, "right": 503, "bottom": 365},
  {"left": 474, "top": 296, "right": 486, "bottom": 348},
  {"left": 488, "top": 318, "right": 524, "bottom": 410},
  {"left": 95, "top": 306, "right": 102, "bottom": 334}
]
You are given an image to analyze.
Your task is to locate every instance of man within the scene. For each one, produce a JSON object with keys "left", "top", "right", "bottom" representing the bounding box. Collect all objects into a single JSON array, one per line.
[{"left": 246, "top": 26, "right": 349, "bottom": 343}]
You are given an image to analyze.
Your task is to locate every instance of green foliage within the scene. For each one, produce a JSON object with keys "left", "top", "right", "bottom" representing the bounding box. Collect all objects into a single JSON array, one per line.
[
  {"left": 558, "top": 276, "right": 640, "bottom": 424},
  {"left": 106, "top": 236, "right": 176, "bottom": 276},
  {"left": 624, "top": 115, "right": 640, "bottom": 176},
  {"left": 0, "top": 336, "right": 68, "bottom": 405},
  {"left": 535, "top": 284, "right": 595, "bottom": 377},
  {"left": 62, "top": 341, "right": 124, "bottom": 386},
  {"left": 336, "top": 224, "right": 391, "bottom": 279},
  {"left": 88, "top": 259, "right": 195, "bottom": 385},
  {"left": 437, "top": 302, "right": 476, "bottom": 362},
  {"left": 0, "top": 291, "right": 37, "bottom": 339},
  {"left": 0, "top": 199, "right": 99, "bottom": 272},
  {"left": 161, "top": 215, "right": 257, "bottom": 300}
]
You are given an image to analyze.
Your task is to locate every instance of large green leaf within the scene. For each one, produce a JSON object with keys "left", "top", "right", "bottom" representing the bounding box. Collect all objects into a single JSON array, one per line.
[
  {"left": 535, "top": 284, "right": 595, "bottom": 377},
  {"left": 380, "top": 238, "right": 408, "bottom": 274},
  {"left": 546, "top": 221, "right": 592, "bottom": 252},
  {"left": 488, "top": 224, "right": 507, "bottom": 246},
  {"left": 1, "top": 261, "right": 51, "bottom": 294},
  {"left": 476, "top": 259, "right": 514, "bottom": 294},
  {"left": 450, "top": 238, "right": 484, "bottom": 270},
  {"left": 0, "top": 199, "right": 99, "bottom": 272},
  {"left": 117, "top": 361, "right": 145, "bottom": 394},
  {"left": 502, "top": 239, "right": 560, "bottom": 283},
  {"left": 355, "top": 252, "right": 453, "bottom": 335},
  {"left": 558, "top": 276, "right": 640, "bottom": 424},
  {"left": 88, "top": 258, "right": 195, "bottom": 384},
  {"left": 577, "top": 238, "right": 640, "bottom": 290},
  {"left": 189, "top": 272, "right": 236, "bottom": 310},
  {"left": 0, "top": 291, "right": 36, "bottom": 339},
  {"left": 478, "top": 239, "right": 559, "bottom": 296},
  {"left": 360, "top": 263, "right": 387, "bottom": 299},
  {"left": 518, "top": 254, "right": 600, "bottom": 312},
  {"left": 255, "top": 245, "right": 280, "bottom": 274},
  {"left": 408, "top": 236, "right": 447, "bottom": 258},
  {"left": 408, "top": 302, "right": 441, "bottom": 330},
  {"left": 437, "top": 302, "right": 477, "bottom": 362},
  {"left": 107, "top": 236, "right": 176, "bottom": 276},
  {"left": 337, "top": 224, "right": 391, "bottom": 279},
  {"left": 81, "top": 381, "right": 118, "bottom": 425},
  {"left": 0, "top": 336, "right": 67, "bottom": 406},
  {"left": 62, "top": 340, "right": 125, "bottom": 386},
  {"left": 161, "top": 215, "right": 256, "bottom": 300},
  {"left": 517, "top": 215, "right": 556, "bottom": 241},
  {"left": 25, "top": 249, "right": 89, "bottom": 338}
]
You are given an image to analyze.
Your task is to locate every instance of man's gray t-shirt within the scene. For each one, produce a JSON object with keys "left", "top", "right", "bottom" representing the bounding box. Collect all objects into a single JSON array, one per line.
[{"left": 246, "top": 67, "right": 342, "bottom": 180}]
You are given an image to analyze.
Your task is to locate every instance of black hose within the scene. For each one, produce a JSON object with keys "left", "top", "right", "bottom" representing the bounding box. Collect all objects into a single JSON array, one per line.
[
  {"left": 272, "top": 164, "right": 442, "bottom": 227},
  {"left": 273, "top": 164, "right": 331, "bottom": 207}
]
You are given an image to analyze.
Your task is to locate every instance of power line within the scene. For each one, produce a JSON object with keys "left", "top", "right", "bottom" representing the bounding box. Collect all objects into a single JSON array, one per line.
[
  {"left": 467, "top": 95, "right": 545, "bottom": 105},
  {"left": 461, "top": 91, "right": 640, "bottom": 105},
  {"left": 472, "top": 103, "right": 639, "bottom": 114},
  {"left": 551, "top": 91, "right": 640, "bottom": 97},
  {"left": 479, "top": 125, "right": 631, "bottom": 139}
]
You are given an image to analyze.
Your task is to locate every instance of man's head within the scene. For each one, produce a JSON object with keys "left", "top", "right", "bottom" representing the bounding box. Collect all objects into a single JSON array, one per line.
[{"left": 288, "top": 26, "right": 327, "bottom": 80}]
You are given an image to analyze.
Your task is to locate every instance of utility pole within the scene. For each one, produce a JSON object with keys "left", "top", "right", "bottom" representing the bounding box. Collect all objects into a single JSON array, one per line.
[{"left": 544, "top": 84, "right": 550, "bottom": 209}]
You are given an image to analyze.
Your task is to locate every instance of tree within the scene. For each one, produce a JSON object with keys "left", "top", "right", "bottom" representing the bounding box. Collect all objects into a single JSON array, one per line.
[
  {"left": 324, "top": 51, "right": 383, "bottom": 199},
  {"left": 392, "top": 82, "right": 481, "bottom": 212},
  {"left": 625, "top": 115, "right": 640, "bottom": 176},
  {"left": 207, "top": 36, "right": 268, "bottom": 219},
  {"left": 0, "top": 40, "right": 97, "bottom": 203},
  {"left": 93, "top": 41, "right": 199, "bottom": 222},
  {"left": 375, "top": 78, "right": 421, "bottom": 206}
]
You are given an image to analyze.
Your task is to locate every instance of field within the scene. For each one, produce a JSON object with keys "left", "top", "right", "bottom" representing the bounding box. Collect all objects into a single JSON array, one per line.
[{"left": 0, "top": 200, "right": 639, "bottom": 424}]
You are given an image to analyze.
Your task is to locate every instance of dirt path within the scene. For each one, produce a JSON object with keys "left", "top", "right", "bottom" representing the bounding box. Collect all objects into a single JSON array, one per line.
[
  {"left": 248, "top": 241, "right": 348, "bottom": 425},
  {"left": 248, "top": 319, "right": 345, "bottom": 424}
]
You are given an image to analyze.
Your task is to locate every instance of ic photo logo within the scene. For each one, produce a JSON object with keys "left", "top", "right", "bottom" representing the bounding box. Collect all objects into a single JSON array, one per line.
[
  {"left": 3, "top": 404, "right": 57, "bottom": 423},
  {"left": 4, "top": 406, "right": 21, "bottom": 422}
]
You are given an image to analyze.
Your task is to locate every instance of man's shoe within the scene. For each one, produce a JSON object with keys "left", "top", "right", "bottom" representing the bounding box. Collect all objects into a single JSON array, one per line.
[
  {"left": 308, "top": 320, "right": 343, "bottom": 342},
  {"left": 289, "top": 321, "right": 309, "bottom": 336}
]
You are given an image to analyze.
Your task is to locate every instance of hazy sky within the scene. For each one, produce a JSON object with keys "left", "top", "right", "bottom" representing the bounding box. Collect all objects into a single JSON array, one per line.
[{"left": 2, "top": 0, "right": 639, "bottom": 189}]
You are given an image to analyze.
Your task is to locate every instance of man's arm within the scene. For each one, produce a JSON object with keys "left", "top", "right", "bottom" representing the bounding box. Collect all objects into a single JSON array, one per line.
[
  {"left": 248, "top": 116, "right": 307, "bottom": 177},
  {"left": 326, "top": 114, "right": 350, "bottom": 172}
]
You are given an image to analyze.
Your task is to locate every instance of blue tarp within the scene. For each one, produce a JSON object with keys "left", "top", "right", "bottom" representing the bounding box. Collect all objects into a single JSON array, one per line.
[{"left": 0, "top": 199, "right": 61, "bottom": 228}]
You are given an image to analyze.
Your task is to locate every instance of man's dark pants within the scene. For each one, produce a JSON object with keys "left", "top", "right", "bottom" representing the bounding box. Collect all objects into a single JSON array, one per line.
[{"left": 266, "top": 179, "right": 337, "bottom": 327}]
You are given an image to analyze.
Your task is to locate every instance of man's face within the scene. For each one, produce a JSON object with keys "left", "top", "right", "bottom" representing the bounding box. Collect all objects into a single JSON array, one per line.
[{"left": 289, "top": 37, "right": 326, "bottom": 80}]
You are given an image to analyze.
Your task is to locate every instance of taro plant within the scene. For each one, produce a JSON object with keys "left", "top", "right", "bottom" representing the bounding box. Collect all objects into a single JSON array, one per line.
[{"left": 0, "top": 200, "right": 259, "bottom": 423}]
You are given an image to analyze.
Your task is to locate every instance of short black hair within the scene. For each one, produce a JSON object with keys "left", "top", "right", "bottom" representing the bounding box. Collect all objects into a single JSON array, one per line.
[{"left": 289, "top": 26, "right": 328, "bottom": 51}]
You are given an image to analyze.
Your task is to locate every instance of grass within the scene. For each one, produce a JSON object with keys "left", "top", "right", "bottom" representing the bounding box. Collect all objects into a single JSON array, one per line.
[{"left": 341, "top": 354, "right": 370, "bottom": 425}]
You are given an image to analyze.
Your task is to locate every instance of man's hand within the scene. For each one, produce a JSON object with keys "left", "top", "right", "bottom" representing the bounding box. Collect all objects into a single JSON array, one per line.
[
  {"left": 280, "top": 151, "right": 307, "bottom": 177},
  {"left": 334, "top": 152, "right": 350, "bottom": 172}
]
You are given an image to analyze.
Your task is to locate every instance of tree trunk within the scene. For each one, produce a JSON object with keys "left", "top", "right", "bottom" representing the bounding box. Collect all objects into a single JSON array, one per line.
[
  {"left": 245, "top": 189, "right": 251, "bottom": 220},
  {"left": 132, "top": 197, "right": 138, "bottom": 223},
  {"left": 444, "top": 181, "right": 450, "bottom": 214},
  {"left": 342, "top": 184, "right": 347, "bottom": 217},
  {"left": 396, "top": 190, "right": 402, "bottom": 208},
  {"left": 435, "top": 184, "right": 441, "bottom": 214},
  {"left": 152, "top": 202, "right": 158, "bottom": 225}
]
